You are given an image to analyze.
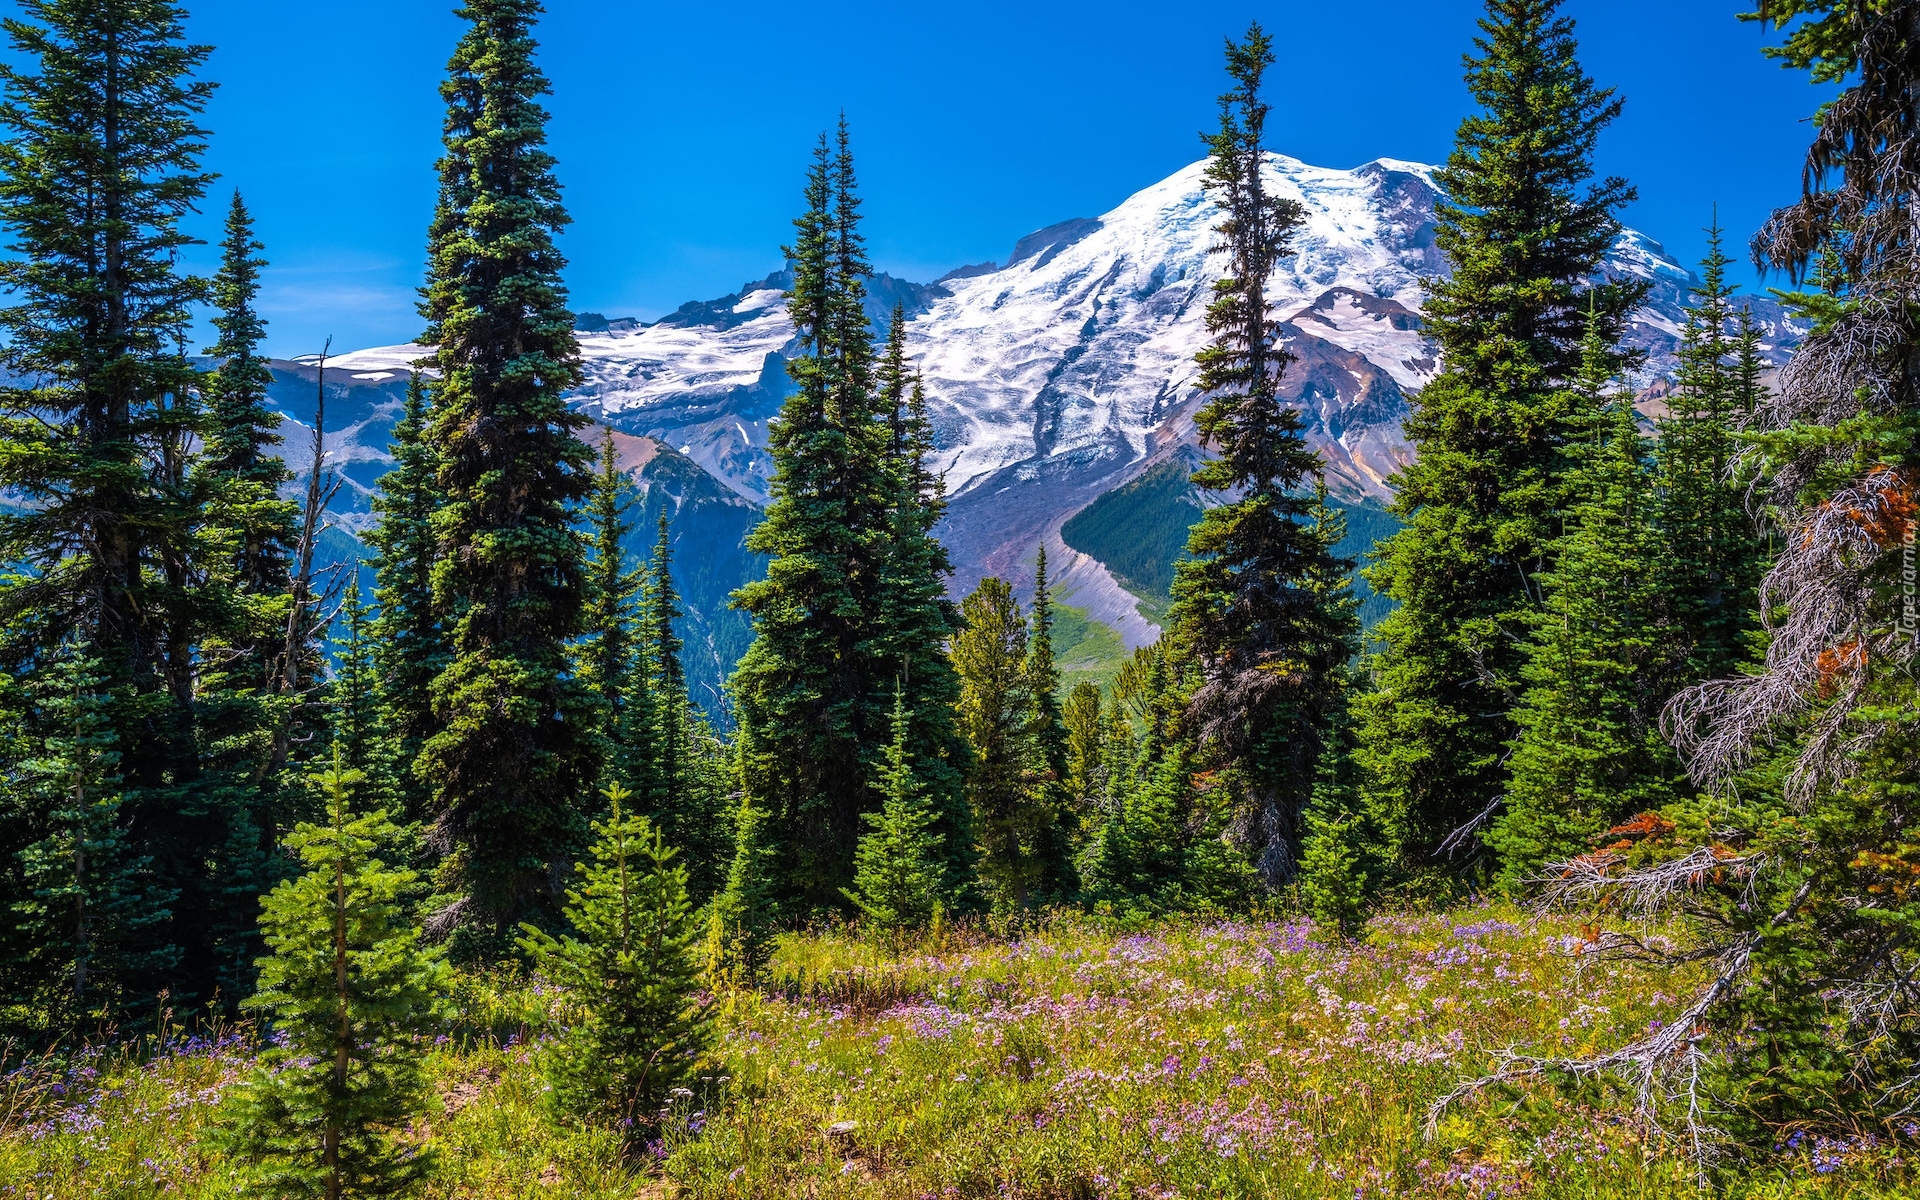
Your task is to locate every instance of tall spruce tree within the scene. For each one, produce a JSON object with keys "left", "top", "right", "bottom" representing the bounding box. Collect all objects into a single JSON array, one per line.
[
  {"left": 1487, "top": 321, "right": 1678, "bottom": 885},
  {"left": 1655, "top": 222, "right": 1767, "bottom": 689},
  {"left": 870, "top": 311, "right": 972, "bottom": 893},
  {"left": 1025, "top": 549, "right": 1077, "bottom": 896},
  {"left": 954, "top": 578, "right": 1041, "bottom": 911},
  {"left": 1356, "top": 0, "right": 1643, "bottom": 882},
  {"left": 0, "top": 0, "right": 216, "bottom": 1001},
  {"left": 1172, "top": 24, "right": 1359, "bottom": 889},
  {"left": 199, "top": 191, "right": 298, "bottom": 674},
  {"left": 416, "top": 0, "right": 597, "bottom": 950},
  {"left": 194, "top": 191, "right": 303, "bottom": 1000},
  {"left": 638, "top": 513, "right": 679, "bottom": 823},
  {"left": 366, "top": 373, "right": 443, "bottom": 830},
  {"left": 730, "top": 123, "right": 922, "bottom": 915},
  {"left": 579, "top": 431, "right": 651, "bottom": 795}
]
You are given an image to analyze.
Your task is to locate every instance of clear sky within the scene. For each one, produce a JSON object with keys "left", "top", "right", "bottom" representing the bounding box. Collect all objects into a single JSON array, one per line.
[{"left": 148, "top": 0, "right": 1822, "bottom": 357}]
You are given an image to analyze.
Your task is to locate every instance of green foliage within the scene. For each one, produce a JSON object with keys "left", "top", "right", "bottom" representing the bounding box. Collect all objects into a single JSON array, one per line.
[
  {"left": 1654, "top": 221, "right": 1768, "bottom": 688},
  {"left": 731, "top": 130, "right": 967, "bottom": 918},
  {"left": 1060, "top": 459, "right": 1202, "bottom": 603},
  {"left": 1358, "top": 0, "right": 1643, "bottom": 884},
  {"left": 1298, "top": 684, "right": 1380, "bottom": 938},
  {"left": 0, "top": 648, "right": 175, "bottom": 1028},
  {"left": 0, "top": 0, "right": 223, "bottom": 1004},
  {"left": 519, "top": 783, "right": 713, "bottom": 1143},
  {"left": 844, "top": 692, "right": 947, "bottom": 935},
  {"left": 956, "top": 578, "right": 1052, "bottom": 912},
  {"left": 579, "top": 431, "right": 653, "bottom": 797},
  {"left": 1172, "top": 27, "right": 1362, "bottom": 886},
  {"left": 217, "top": 752, "right": 445, "bottom": 1198},
  {"left": 416, "top": 0, "right": 597, "bottom": 950},
  {"left": 367, "top": 372, "right": 445, "bottom": 832},
  {"left": 1490, "top": 323, "right": 1681, "bottom": 885},
  {"left": 705, "top": 775, "right": 780, "bottom": 990}
]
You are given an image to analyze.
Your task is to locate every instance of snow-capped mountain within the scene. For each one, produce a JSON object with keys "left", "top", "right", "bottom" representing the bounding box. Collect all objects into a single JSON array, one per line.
[{"left": 308, "top": 152, "right": 1805, "bottom": 665}]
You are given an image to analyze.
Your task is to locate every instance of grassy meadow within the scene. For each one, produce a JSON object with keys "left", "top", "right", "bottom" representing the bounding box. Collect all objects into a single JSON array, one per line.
[{"left": 2, "top": 907, "right": 1909, "bottom": 1199}]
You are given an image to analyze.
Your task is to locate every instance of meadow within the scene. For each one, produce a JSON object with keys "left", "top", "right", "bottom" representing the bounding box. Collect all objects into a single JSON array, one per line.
[{"left": 2, "top": 908, "right": 1908, "bottom": 1199}]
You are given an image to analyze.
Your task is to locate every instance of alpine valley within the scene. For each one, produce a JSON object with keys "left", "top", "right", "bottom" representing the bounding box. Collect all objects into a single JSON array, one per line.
[{"left": 269, "top": 152, "right": 1805, "bottom": 710}]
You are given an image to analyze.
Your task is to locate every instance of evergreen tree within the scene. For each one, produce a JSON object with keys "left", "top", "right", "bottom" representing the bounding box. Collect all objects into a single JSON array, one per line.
[
  {"left": 870, "top": 310, "right": 973, "bottom": 897},
  {"left": 217, "top": 751, "right": 445, "bottom": 1199},
  {"left": 0, "top": 0, "right": 219, "bottom": 1001},
  {"left": 1488, "top": 323, "right": 1678, "bottom": 885},
  {"left": 519, "top": 783, "right": 713, "bottom": 1142},
  {"left": 1356, "top": 0, "right": 1644, "bottom": 883},
  {"left": 638, "top": 514, "right": 680, "bottom": 827},
  {"left": 198, "top": 191, "right": 298, "bottom": 678},
  {"left": 704, "top": 768, "right": 779, "bottom": 989},
  {"left": 366, "top": 373, "right": 444, "bottom": 829},
  {"left": 1025, "top": 549, "right": 1077, "bottom": 896},
  {"left": 0, "top": 648, "right": 174, "bottom": 1026},
  {"left": 193, "top": 191, "right": 303, "bottom": 1002},
  {"left": 416, "top": 0, "right": 597, "bottom": 949},
  {"left": 844, "top": 691, "right": 946, "bottom": 935},
  {"left": 579, "top": 430, "right": 651, "bottom": 793},
  {"left": 1297, "top": 682, "right": 1377, "bottom": 937},
  {"left": 1655, "top": 221, "right": 1767, "bottom": 688},
  {"left": 730, "top": 123, "right": 917, "bottom": 915},
  {"left": 1062, "top": 682, "right": 1105, "bottom": 817},
  {"left": 954, "top": 577, "right": 1045, "bottom": 911},
  {"left": 1170, "top": 24, "right": 1359, "bottom": 890},
  {"left": 330, "top": 589, "right": 385, "bottom": 781}
]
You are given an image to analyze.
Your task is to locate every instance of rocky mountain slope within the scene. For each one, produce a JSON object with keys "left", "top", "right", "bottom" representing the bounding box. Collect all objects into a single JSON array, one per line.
[{"left": 288, "top": 152, "right": 1806, "bottom": 700}]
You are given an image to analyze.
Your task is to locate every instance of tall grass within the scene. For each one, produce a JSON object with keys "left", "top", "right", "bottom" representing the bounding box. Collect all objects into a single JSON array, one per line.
[{"left": 1, "top": 907, "right": 1910, "bottom": 1198}]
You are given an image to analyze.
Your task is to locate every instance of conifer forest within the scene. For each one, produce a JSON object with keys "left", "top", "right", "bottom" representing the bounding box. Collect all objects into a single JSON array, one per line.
[{"left": 6, "top": 0, "right": 1920, "bottom": 1196}]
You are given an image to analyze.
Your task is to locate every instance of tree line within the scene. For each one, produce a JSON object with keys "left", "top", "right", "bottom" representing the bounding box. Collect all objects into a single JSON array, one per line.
[{"left": 0, "top": 0, "right": 1915, "bottom": 1178}]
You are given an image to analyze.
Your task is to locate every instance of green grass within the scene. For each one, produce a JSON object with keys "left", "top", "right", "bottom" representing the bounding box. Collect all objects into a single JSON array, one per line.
[
  {"left": 3, "top": 909, "right": 1910, "bottom": 1198},
  {"left": 1052, "top": 602, "right": 1132, "bottom": 695}
]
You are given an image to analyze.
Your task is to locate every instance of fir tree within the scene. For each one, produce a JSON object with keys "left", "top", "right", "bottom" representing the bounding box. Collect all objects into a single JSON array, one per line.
[
  {"left": 844, "top": 690, "right": 946, "bottom": 935},
  {"left": 638, "top": 513, "right": 680, "bottom": 827},
  {"left": 1488, "top": 322, "right": 1678, "bottom": 885},
  {"left": 1025, "top": 549, "right": 1077, "bottom": 896},
  {"left": 730, "top": 123, "right": 911, "bottom": 915},
  {"left": 199, "top": 191, "right": 298, "bottom": 672},
  {"left": 954, "top": 577, "right": 1043, "bottom": 911},
  {"left": 579, "top": 431, "right": 651, "bottom": 793},
  {"left": 1356, "top": 0, "right": 1644, "bottom": 883},
  {"left": 331, "top": 589, "right": 385, "bottom": 781},
  {"left": 0, "top": 648, "right": 174, "bottom": 1026},
  {"left": 519, "top": 783, "right": 713, "bottom": 1142},
  {"left": 1297, "top": 683, "right": 1376, "bottom": 937},
  {"left": 704, "top": 765, "right": 779, "bottom": 989},
  {"left": 1173, "top": 25, "right": 1360, "bottom": 891},
  {"left": 416, "top": 0, "right": 597, "bottom": 949},
  {"left": 1655, "top": 221, "right": 1767, "bottom": 688},
  {"left": 366, "top": 373, "right": 444, "bottom": 829},
  {"left": 193, "top": 191, "right": 303, "bottom": 1001},
  {"left": 217, "top": 751, "right": 445, "bottom": 1199},
  {"left": 0, "top": 0, "right": 219, "bottom": 1001},
  {"left": 870, "top": 310, "right": 973, "bottom": 897},
  {"left": 1062, "top": 682, "right": 1105, "bottom": 816},
  {"left": 635, "top": 512, "right": 729, "bottom": 904}
]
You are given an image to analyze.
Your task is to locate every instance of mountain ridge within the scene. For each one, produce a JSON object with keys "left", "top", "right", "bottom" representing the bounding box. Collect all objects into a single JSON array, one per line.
[{"left": 280, "top": 149, "right": 1809, "bottom": 698}]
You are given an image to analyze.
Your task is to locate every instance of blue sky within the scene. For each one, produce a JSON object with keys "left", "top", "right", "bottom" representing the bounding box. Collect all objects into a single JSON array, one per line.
[{"left": 159, "top": 0, "right": 1821, "bottom": 357}]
